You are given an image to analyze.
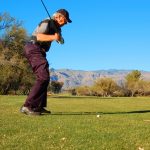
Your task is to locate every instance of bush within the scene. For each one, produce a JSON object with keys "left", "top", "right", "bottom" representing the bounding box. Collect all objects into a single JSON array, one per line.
[{"left": 76, "top": 86, "right": 91, "bottom": 96}]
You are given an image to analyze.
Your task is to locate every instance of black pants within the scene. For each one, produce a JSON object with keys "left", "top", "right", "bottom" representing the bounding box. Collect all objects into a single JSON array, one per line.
[{"left": 23, "top": 43, "right": 50, "bottom": 109}]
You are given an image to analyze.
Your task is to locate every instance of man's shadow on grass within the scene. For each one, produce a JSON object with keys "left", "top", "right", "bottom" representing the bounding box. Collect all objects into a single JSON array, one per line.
[
  {"left": 50, "top": 96, "right": 115, "bottom": 100},
  {"left": 48, "top": 110, "right": 150, "bottom": 115}
]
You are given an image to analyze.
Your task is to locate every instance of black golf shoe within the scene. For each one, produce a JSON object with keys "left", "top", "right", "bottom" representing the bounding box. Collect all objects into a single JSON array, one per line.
[{"left": 40, "top": 108, "right": 51, "bottom": 114}]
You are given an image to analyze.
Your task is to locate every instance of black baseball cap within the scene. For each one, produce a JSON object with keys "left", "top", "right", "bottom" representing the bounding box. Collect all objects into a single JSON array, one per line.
[{"left": 56, "top": 9, "right": 72, "bottom": 23}]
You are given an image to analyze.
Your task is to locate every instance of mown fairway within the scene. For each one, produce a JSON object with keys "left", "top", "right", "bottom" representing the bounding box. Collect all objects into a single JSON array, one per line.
[{"left": 0, "top": 96, "right": 150, "bottom": 150}]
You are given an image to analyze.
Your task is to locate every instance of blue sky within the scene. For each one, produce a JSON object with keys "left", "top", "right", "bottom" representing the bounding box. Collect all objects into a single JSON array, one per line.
[{"left": 1, "top": 0, "right": 150, "bottom": 71}]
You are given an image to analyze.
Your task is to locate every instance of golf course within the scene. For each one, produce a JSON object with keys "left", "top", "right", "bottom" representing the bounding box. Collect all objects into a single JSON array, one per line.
[{"left": 1, "top": 95, "right": 150, "bottom": 150}]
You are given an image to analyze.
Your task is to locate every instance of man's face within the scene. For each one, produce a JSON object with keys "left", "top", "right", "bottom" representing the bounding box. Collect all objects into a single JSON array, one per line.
[{"left": 54, "top": 13, "right": 67, "bottom": 27}]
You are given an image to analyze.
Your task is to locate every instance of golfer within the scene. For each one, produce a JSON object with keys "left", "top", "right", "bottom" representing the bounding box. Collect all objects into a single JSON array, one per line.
[{"left": 20, "top": 9, "right": 72, "bottom": 115}]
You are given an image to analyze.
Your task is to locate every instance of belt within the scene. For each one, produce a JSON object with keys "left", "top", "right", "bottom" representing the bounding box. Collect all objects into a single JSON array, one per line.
[
  {"left": 30, "top": 40, "right": 36, "bottom": 44},
  {"left": 26, "top": 40, "right": 36, "bottom": 45},
  {"left": 27, "top": 40, "right": 46, "bottom": 53}
]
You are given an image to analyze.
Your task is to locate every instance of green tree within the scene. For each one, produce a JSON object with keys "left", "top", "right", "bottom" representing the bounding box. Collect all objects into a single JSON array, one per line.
[
  {"left": 49, "top": 81, "right": 64, "bottom": 94},
  {"left": 126, "top": 70, "right": 141, "bottom": 82},
  {"left": 125, "top": 70, "right": 142, "bottom": 96},
  {"left": 0, "top": 12, "right": 33, "bottom": 95},
  {"left": 0, "top": 12, "right": 22, "bottom": 31}
]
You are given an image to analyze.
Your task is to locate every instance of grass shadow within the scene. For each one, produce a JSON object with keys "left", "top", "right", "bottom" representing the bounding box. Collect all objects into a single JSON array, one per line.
[
  {"left": 50, "top": 110, "right": 150, "bottom": 115},
  {"left": 49, "top": 96, "right": 115, "bottom": 100}
]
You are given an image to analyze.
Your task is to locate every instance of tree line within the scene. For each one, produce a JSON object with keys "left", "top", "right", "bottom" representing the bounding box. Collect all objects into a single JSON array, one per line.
[{"left": 71, "top": 70, "right": 150, "bottom": 97}]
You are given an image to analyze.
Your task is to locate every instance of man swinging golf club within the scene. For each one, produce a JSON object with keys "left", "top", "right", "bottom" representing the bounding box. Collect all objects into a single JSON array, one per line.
[{"left": 20, "top": 4, "right": 72, "bottom": 115}]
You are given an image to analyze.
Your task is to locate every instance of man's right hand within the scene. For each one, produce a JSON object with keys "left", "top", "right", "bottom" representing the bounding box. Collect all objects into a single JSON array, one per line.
[
  {"left": 54, "top": 33, "right": 61, "bottom": 41},
  {"left": 54, "top": 33, "right": 64, "bottom": 44}
]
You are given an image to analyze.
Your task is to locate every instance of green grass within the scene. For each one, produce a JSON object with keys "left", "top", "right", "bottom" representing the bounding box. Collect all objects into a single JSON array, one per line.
[{"left": 0, "top": 95, "right": 150, "bottom": 150}]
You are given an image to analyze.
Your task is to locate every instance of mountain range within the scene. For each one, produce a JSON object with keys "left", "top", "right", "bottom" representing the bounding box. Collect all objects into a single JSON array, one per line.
[{"left": 50, "top": 69, "right": 150, "bottom": 89}]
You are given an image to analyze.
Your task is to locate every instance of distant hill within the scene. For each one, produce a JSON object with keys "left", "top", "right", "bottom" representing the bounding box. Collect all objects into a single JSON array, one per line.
[{"left": 50, "top": 69, "right": 150, "bottom": 89}]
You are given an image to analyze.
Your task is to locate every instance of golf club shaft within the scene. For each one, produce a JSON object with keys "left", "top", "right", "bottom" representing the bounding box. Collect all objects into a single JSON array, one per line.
[{"left": 40, "top": 0, "right": 51, "bottom": 19}]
